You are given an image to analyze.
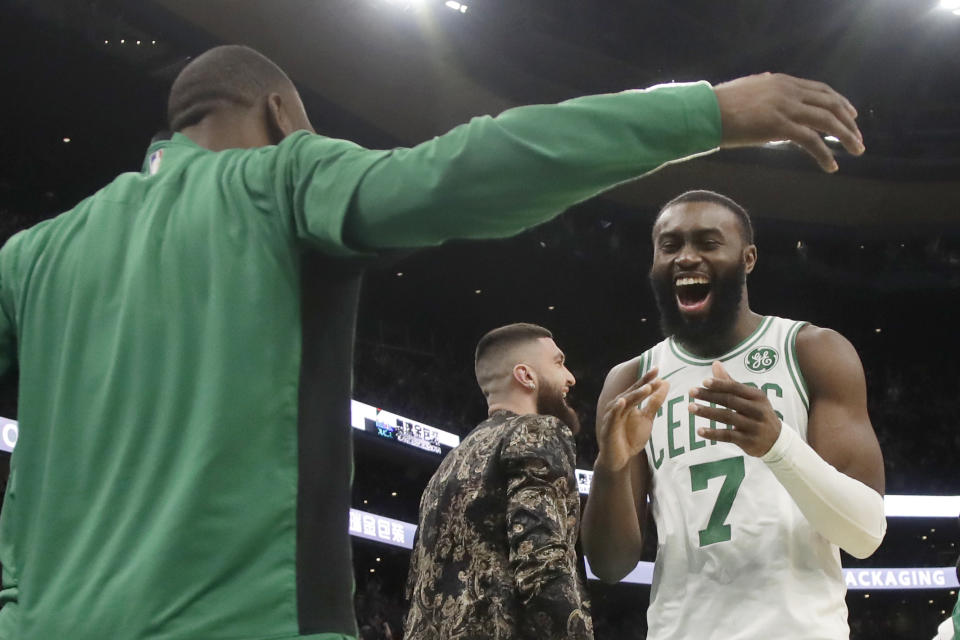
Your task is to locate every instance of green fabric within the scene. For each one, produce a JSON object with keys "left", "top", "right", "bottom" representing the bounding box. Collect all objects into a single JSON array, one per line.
[
  {"left": 0, "top": 81, "right": 720, "bottom": 639},
  {"left": 953, "top": 589, "right": 959, "bottom": 637},
  {"left": 347, "top": 81, "right": 721, "bottom": 248}
]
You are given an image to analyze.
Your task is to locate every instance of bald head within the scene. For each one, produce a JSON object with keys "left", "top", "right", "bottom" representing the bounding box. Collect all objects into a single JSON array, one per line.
[
  {"left": 167, "top": 45, "right": 313, "bottom": 150},
  {"left": 168, "top": 45, "right": 292, "bottom": 131}
]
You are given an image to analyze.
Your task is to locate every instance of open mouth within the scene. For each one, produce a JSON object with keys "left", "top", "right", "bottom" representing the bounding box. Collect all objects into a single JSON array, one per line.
[{"left": 675, "top": 275, "right": 712, "bottom": 314}]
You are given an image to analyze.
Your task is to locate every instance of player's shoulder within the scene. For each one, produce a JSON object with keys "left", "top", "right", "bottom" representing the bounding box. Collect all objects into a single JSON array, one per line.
[
  {"left": 252, "top": 129, "right": 371, "bottom": 167},
  {"left": 599, "top": 355, "right": 642, "bottom": 398},
  {"left": 603, "top": 341, "right": 663, "bottom": 391},
  {"left": 0, "top": 205, "right": 77, "bottom": 272},
  {"left": 794, "top": 322, "right": 865, "bottom": 390},
  {"left": 607, "top": 354, "right": 645, "bottom": 380},
  {"left": 795, "top": 323, "right": 858, "bottom": 358}
]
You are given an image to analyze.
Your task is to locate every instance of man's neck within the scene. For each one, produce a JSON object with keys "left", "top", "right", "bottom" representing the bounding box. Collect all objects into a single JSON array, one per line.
[
  {"left": 487, "top": 396, "right": 536, "bottom": 417},
  {"left": 178, "top": 111, "right": 273, "bottom": 152}
]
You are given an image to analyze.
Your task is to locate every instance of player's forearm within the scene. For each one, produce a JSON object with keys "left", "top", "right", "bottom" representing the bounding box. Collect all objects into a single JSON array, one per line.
[
  {"left": 762, "top": 425, "right": 886, "bottom": 559},
  {"left": 346, "top": 82, "right": 721, "bottom": 249},
  {"left": 580, "top": 465, "right": 645, "bottom": 582}
]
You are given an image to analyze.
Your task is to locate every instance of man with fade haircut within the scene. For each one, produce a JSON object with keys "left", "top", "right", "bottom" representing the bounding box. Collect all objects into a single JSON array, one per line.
[
  {"left": 582, "top": 190, "right": 886, "bottom": 639},
  {"left": 404, "top": 323, "right": 668, "bottom": 640},
  {"left": 0, "top": 42, "right": 865, "bottom": 639}
]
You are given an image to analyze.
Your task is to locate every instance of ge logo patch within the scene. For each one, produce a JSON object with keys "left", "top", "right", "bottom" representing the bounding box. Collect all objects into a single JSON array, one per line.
[{"left": 745, "top": 347, "right": 778, "bottom": 372}]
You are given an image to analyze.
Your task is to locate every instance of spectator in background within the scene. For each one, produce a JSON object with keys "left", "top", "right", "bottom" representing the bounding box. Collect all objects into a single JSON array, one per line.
[{"left": 404, "top": 323, "right": 667, "bottom": 639}]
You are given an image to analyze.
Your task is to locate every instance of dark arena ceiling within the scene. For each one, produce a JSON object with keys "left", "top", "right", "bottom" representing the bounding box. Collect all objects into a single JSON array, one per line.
[{"left": 6, "top": 0, "right": 960, "bottom": 225}]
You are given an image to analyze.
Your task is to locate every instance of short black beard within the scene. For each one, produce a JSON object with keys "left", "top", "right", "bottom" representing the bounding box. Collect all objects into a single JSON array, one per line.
[
  {"left": 650, "top": 261, "right": 747, "bottom": 354},
  {"left": 536, "top": 380, "right": 580, "bottom": 434}
]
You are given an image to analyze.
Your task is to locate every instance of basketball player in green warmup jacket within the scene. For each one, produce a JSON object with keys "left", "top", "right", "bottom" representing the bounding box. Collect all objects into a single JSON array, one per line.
[
  {"left": 583, "top": 191, "right": 886, "bottom": 639},
  {"left": 0, "top": 43, "right": 865, "bottom": 640}
]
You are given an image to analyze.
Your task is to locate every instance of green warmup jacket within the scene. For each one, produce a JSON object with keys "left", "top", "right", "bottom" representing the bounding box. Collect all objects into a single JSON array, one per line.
[
  {"left": 0, "top": 81, "right": 720, "bottom": 640},
  {"left": 954, "top": 591, "right": 959, "bottom": 637}
]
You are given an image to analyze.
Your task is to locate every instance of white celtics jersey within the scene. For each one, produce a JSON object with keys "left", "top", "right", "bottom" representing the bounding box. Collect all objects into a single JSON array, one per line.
[{"left": 639, "top": 316, "right": 848, "bottom": 640}]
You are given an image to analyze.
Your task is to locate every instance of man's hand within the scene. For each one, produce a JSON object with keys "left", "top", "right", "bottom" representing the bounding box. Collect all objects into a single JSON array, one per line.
[
  {"left": 713, "top": 72, "right": 865, "bottom": 173},
  {"left": 595, "top": 368, "right": 669, "bottom": 473},
  {"left": 689, "top": 361, "right": 781, "bottom": 457}
]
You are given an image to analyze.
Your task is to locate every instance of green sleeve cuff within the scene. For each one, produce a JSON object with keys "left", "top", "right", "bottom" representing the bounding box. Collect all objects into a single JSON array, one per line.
[{"left": 644, "top": 80, "right": 722, "bottom": 157}]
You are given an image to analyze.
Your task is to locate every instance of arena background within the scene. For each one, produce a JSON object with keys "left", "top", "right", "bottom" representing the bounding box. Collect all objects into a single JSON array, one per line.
[{"left": 0, "top": 1, "right": 958, "bottom": 638}]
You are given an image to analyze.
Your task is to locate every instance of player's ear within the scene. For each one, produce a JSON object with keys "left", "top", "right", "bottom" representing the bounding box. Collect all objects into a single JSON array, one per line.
[
  {"left": 743, "top": 244, "right": 757, "bottom": 274},
  {"left": 513, "top": 364, "right": 536, "bottom": 390},
  {"left": 265, "top": 93, "right": 293, "bottom": 144}
]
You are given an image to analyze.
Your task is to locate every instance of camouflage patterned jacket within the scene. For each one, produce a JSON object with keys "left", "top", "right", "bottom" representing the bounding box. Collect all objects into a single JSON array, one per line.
[{"left": 403, "top": 410, "right": 593, "bottom": 640}]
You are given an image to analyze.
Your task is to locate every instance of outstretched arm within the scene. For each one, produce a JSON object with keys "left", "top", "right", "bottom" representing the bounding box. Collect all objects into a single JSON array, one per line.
[
  {"left": 272, "top": 73, "right": 864, "bottom": 255},
  {"left": 347, "top": 74, "right": 864, "bottom": 249},
  {"left": 581, "top": 361, "right": 668, "bottom": 582}
]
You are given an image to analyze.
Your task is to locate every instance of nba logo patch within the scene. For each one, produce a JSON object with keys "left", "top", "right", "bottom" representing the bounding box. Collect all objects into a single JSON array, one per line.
[{"left": 148, "top": 149, "right": 164, "bottom": 175}]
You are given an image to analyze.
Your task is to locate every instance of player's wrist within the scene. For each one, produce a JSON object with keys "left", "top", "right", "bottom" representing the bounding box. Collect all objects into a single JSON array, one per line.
[
  {"left": 592, "top": 452, "right": 631, "bottom": 476},
  {"left": 760, "top": 421, "right": 795, "bottom": 463}
]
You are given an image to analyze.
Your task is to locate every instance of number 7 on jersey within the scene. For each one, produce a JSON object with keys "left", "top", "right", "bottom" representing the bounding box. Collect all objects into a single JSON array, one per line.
[{"left": 689, "top": 456, "right": 745, "bottom": 547}]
